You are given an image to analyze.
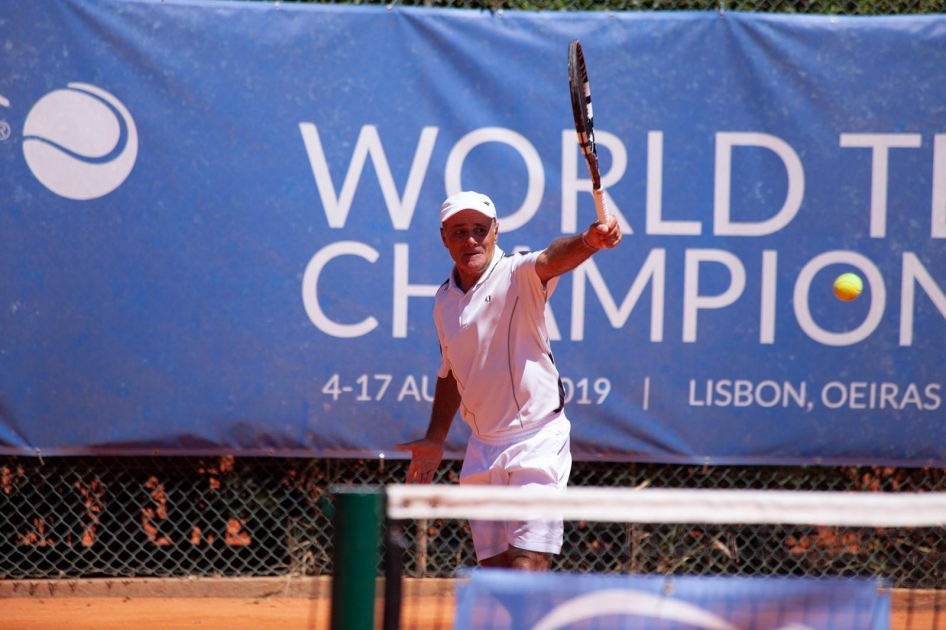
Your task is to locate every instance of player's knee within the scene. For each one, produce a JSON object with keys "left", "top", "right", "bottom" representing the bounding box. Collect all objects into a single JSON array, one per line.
[
  {"left": 480, "top": 552, "right": 510, "bottom": 569},
  {"left": 506, "top": 546, "right": 550, "bottom": 571}
]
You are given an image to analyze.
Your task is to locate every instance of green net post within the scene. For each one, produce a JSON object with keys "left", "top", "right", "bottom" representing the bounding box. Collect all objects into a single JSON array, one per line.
[{"left": 330, "top": 485, "right": 384, "bottom": 630}]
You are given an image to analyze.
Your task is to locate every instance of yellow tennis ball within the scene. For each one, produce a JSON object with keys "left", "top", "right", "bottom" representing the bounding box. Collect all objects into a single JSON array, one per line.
[{"left": 834, "top": 273, "right": 863, "bottom": 301}]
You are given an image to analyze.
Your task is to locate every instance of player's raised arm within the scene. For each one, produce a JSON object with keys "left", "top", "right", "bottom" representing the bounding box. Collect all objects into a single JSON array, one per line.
[{"left": 535, "top": 215, "right": 621, "bottom": 284}]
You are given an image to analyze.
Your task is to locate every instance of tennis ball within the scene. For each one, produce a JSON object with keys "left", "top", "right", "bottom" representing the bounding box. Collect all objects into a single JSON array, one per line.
[{"left": 833, "top": 273, "right": 863, "bottom": 301}]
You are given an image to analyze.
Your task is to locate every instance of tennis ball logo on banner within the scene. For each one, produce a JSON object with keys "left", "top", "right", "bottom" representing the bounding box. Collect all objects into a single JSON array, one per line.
[
  {"left": 530, "top": 589, "right": 817, "bottom": 630},
  {"left": 21, "top": 83, "right": 138, "bottom": 200}
]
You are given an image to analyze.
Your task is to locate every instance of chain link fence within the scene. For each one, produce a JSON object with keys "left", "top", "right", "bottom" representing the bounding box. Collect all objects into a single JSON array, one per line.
[{"left": 2, "top": 456, "right": 944, "bottom": 589}]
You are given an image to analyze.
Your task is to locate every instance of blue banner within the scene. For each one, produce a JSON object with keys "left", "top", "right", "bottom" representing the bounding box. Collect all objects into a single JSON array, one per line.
[
  {"left": 455, "top": 571, "right": 889, "bottom": 630},
  {"left": 1, "top": 0, "right": 944, "bottom": 463}
]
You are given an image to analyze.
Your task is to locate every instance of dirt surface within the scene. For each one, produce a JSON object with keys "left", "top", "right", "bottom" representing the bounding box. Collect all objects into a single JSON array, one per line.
[
  {"left": 1, "top": 597, "right": 323, "bottom": 630},
  {"left": 0, "top": 582, "right": 940, "bottom": 630},
  {"left": 0, "top": 596, "right": 454, "bottom": 630}
]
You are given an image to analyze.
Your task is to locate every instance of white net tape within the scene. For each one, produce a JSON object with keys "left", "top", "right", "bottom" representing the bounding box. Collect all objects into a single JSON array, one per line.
[{"left": 387, "top": 485, "right": 946, "bottom": 528}]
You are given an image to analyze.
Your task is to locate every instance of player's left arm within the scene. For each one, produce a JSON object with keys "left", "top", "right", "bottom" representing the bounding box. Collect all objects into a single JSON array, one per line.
[
  {"left": 395, "top": 371, "right": 461, "bottom": 484},
  {"left": 535, "top": 215, "right": 621, "bottom": 283}
]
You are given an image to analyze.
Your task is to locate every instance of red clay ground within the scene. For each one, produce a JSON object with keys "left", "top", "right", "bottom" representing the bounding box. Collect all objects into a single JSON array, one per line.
[{"left": 0, "top": 579, "right": 941, "bottom": 630}]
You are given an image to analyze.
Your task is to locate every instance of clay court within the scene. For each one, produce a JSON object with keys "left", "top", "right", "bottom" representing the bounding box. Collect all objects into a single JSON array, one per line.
[
  {"left": 1, "top": 578, "right": 942, "bottom": 630},
  {"left": 0, "top": 577, "right": 455, "bottom": 630}
]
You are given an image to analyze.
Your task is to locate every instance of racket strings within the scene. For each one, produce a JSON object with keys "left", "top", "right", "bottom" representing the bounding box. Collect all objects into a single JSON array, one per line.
[{"left": 569, "top": 40, "right": 601, "bottom": 185}]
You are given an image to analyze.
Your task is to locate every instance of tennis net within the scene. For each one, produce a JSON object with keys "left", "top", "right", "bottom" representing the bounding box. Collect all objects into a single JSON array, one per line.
[{"left": 330, "top": 485, "right": 946, "bottom": 630}]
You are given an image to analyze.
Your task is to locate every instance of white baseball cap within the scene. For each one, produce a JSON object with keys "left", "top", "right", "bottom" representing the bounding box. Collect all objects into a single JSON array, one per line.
[{"left": 439, "top": 191, "right": 497, "bottom": 224}]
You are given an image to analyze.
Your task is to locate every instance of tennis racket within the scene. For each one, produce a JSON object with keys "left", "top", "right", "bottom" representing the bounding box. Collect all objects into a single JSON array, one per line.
[{"left": 568, "top": 39, "right": 610, "bottom": 225}]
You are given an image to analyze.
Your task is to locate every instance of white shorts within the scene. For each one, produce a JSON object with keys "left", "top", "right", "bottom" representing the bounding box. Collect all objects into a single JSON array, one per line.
[{"left": 459, "top": 416, "right": 572, "bottom": 561}]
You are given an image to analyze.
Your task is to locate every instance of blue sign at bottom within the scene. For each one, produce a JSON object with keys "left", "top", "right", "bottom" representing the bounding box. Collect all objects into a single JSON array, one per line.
[{"left": 455, "top": 570, "right": 889, "bottom": 630}]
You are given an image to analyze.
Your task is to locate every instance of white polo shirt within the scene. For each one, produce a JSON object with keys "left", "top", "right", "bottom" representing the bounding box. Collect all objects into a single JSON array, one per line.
[{"left": 434, "top": 247, "right": 565, "bottom": 443}]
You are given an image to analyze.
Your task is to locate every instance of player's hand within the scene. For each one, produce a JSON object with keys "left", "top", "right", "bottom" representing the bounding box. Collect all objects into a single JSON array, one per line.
[
  {"left": 395, "top": 438, "right": 444, "bottom": 484},
  {"left": 585, "top": 215, "right": 622, "bottom": 250}
]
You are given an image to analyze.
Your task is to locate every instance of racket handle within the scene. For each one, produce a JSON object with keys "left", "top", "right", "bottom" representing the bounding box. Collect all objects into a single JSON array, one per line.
[{"left": 593, "top": 187, "right": 610, "bottom": 225}]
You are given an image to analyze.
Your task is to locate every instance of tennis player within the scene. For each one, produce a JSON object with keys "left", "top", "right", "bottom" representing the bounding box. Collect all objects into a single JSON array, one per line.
[{"left": 396, "top": 191, "right": 621, "bottom": 571}]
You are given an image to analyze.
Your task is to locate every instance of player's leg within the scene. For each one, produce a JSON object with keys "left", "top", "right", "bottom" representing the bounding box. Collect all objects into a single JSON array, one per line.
[
  {"left": 506, "top": 546, "right": 551, "bottom": 570},
  {"left": 459, "top": 436, "right": 512, "bottom": 564},
  {"left": 479, "top": 546, "right": 550, "bottom": 570},
  {"left": 460, "top": 418, "right": 571, "bottom": 568},
  {"left": 468, "top": 426, "right": 567, "bottom": 630},
  {"left": 504, "top": 416, "right": 572, "bottom": 568},
  {"left": 479, "top": 551, "right": 510, "bottom": 568}
]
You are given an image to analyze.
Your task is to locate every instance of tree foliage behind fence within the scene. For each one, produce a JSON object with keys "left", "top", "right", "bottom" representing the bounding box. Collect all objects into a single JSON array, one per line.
[{"left": 255, "top": 0, "right": 943, "bottom": 15}]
